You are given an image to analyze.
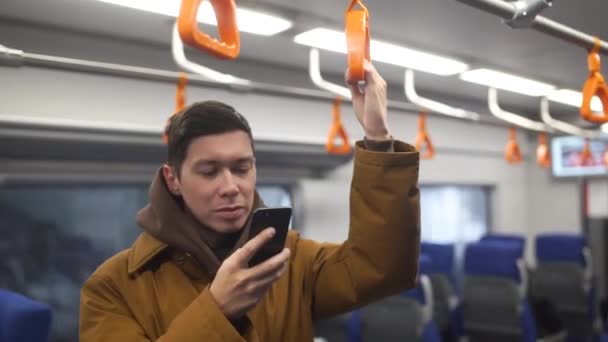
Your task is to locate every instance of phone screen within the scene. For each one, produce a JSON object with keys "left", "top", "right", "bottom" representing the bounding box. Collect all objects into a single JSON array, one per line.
[{"left": 248, "top": 207, "right": 292, "bottom": 267}]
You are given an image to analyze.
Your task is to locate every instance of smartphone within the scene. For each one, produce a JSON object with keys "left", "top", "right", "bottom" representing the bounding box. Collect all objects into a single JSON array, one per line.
[{"left": 248, "top": 207, "right": 292, "bottom": 267}]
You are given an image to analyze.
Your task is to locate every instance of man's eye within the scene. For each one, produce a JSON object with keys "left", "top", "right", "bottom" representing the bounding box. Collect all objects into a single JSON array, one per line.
[
  {"left": 198, "top": 169, "right": 217, "bottom": 177},
  {"left": 233, "top": 167, "right": 250, "bottom": 175}
]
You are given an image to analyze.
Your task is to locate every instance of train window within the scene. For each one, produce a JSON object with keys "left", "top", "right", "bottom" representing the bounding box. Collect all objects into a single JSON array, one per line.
[
  {"left": 420, "top": 185, "right": 491, "bottom": 286},
  {"left": 0, "top": 184, "right": 149, "bottom": 341},
  {"left": 257, "top": 185, "right": 293, "bottom": 208},
  {"left": 257, "top": 185, "right": 294, "bottom": 228},
  {"left": 0, "top": 183, "right": 292, "bottom": 341},
  {"left": 420, "top": 185, "right": 491, "bottom": 245}
]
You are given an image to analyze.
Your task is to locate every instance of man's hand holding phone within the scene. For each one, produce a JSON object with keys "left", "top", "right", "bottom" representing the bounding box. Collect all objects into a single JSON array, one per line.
[{"left": 209, "top": 227, "right": 291, "bottom": 321}]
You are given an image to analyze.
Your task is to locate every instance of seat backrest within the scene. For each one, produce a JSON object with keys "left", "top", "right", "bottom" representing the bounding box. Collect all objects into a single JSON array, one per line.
[
  {"left": 534, "top": 233, "right": 592, "bottom": 315},
  {"left": 0, "top": 289, "right": 52, "bottom": 342},
  {"left": 463, "top": 241, "right": 531, "bottom": 342},
  {"left": 314, "top": 313, "right": 348, "bottom": 342},
  {"left": 532, "top": 266, "right": 593, "bottom": 338},
  {"left": 533, "top": 234, "right": 593, "bottom": 338},
  {"left": 463, "top": 276, "right": 523, "bottom": 340},
  {"left": 531, "top": 262, "right": 587, "bottom": 314},
  {"left": 418, "top": 253, "right": 454, "bottom": 332},
  {"left": 428, "top": 273, "right": 455, "bottom": 331},
  {"left": 360, "top": 295, "right": 423, "bottom": 341},
  {"left": 355, "top": 256, "right": 441, "bottom": 342}
]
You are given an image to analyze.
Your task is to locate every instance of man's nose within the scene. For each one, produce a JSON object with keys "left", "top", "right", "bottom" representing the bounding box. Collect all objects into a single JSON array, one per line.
[{"left": 218, "top": 169, "right": 239, "bottom": 197}]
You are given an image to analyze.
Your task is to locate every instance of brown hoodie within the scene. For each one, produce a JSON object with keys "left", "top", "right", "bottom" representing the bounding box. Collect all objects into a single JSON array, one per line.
[{"left": 136, "top": 169, "right": 264, "bottom": 276}]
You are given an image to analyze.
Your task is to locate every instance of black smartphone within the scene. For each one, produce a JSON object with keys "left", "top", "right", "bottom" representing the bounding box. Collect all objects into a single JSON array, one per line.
[{"left": 248, "top": 207, "right": 292, "bottom": 267}]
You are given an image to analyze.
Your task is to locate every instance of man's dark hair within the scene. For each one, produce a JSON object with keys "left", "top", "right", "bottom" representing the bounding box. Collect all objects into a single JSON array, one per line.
[{"left": 165, "top": 100, "right": 254, "bottom": 176}]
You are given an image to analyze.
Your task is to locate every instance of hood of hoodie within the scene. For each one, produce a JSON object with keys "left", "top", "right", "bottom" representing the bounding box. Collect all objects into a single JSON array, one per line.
[{"left": 136, "top": 168, "right": 264, "bottom": 275}]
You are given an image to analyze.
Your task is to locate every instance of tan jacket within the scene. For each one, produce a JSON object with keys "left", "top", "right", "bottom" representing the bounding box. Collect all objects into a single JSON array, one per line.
[{"left": 79, "top": 140, "right": 420, "bottom": 341}]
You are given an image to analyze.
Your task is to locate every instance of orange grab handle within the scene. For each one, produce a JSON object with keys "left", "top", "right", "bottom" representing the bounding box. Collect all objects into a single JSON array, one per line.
[
  {"left": 415, "top": 112, "right": 435, "bottom": 159},
  {"left": 345, "top": 0, "right": 370, "bottom": 82},
  {"left": 163, "top": 73, "right": 188, "bottom": 144},
  {"left": 505, "top": 127, "right": 523, "bottom": 164},
  {"left": 326, "top": 97, "right": 352, "bottom": 155},
  {"left": 580, "top": 139, "right": 593, "bottom": 166},
  {"left": 177, "top": 0, "right": 240, "bottom": 60},
  {"left": 604, "top": 149, "right": 608, "bottom": 166},
  {"left": 536, "top": 133, "right": 551, "bottom": 168},
  {"left": 175, "top": 73, "right": 188, "bottom": 112},
  {"left": 581, "top": 38, "right": 608, "bottom": 123}
]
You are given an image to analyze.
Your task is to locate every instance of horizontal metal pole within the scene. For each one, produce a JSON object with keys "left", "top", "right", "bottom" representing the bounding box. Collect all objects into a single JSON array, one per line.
[
  {"left": 532, "top": 17, "right": 608, "bottom": 53},
  {"left": 20, "top": 51, "right": 427, "bottom": 116},
  {"left": 2, "top": 49, "right": 511, "bottom": 128},
  {"left": 456, "top": 0, "right": 515, "bottom": 18},
  {"left": 455, "top": 0, "right": 608, "bottom": 55}
]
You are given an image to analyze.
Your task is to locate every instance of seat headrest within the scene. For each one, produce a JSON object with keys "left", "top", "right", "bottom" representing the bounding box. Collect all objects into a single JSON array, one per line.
[
  {"left": 480, "top": 234, "right": 525, "bottom": 256},
  {"left": 536, "top": 234, "right": 586, "bottom": 264},
  {"left": 403, "top": 281, "right": 426, "bottom": 304},
  {"left": 404, "top": 255, "right": 433, "bottom": 304},
  {"left": 420, "top": 242, "right": 454, "bottom": 274},
  {"left": 418, "top": 254, "right": 433, "bottom": 275},
  {"left": 465, "top": 241, "right": 521, "bottom": 281},
  {"left": 0, "top": 289, "right": 52, "bottom": 342}
]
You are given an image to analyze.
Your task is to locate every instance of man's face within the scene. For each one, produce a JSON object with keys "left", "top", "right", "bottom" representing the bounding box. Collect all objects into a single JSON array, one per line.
[{"left": 164, "top": 131, "right": 256, "bottom": 233}]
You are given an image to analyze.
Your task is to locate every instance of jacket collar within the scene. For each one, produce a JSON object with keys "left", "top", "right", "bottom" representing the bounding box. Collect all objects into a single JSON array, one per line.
[{"left": 127, "top": 232, "right": 170, "bottom": 276}]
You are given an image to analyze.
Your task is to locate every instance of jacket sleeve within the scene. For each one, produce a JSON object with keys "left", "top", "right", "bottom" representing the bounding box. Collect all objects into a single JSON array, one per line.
[
  {"left": 298, "top": 140, "right": 420, "bottom": 320},
  {"left": 80, "top": 275, "right": 256, "bottom": 341}
]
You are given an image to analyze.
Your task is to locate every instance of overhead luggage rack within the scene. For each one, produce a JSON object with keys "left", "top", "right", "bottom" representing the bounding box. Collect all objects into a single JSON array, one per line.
[{"left": 0, "top": 115, "right": 353, "bottom": 183}]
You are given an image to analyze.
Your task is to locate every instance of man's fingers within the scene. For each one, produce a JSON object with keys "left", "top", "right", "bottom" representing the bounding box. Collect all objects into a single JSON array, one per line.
[
  {"left": 343, "top": 69, "right": 359, "bottom": 94},
  {"left": 363, "top": 60, "right": 377, "bottom": 73},
  {"left": 345, "top": 61, "right": 384, "bottom": 95},
  {"left": 348, "top": 82, "right": 364, "bottom": 97},
  {"left": 247, "top": 248, "right": 291, "bottom": 280},
  {"left": 235, "top": 227, "right": 275, "bottom": 264},
  {"left": 248, "top": 258, "right": 290, "bottom": 294},
  {"left": 363, "top": 60, "right": 384, "bottom": 86}
]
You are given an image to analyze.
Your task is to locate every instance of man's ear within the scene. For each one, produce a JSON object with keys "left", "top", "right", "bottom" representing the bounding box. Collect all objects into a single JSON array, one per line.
[{"left": 162, "top": 164, "right": 181, "bottom": 195}]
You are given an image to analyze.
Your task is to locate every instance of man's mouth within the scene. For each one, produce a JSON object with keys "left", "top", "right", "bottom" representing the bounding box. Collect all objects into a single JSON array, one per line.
[{"left": 215, "top": 206, "right": 245, "bottom": 220}]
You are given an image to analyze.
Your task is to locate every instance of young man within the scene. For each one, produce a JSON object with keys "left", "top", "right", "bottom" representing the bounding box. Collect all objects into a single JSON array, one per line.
[{"left": 80, "top": 62, "right": 420, "bottom": 341}]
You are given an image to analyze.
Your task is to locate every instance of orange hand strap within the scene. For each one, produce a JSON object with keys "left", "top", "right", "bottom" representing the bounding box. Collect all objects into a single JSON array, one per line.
[
  {"left": 326, "top": 97, "right": 352, "bottom": 155},
  {"left": 536, "top": 133, "right": 551, "bottom": 168},
  {"left": 505, "top": 127, "right": 523, "bottom": 164},
  {"left": 581, "top": 38, "right": 608, "bottom": 123},
  {"left": 175, "top": 73, "right": 188, "bottom": 112},
  {"left": 415, "top": 112, "right": 435, "bottom": 159},
  {"left": 178, "top": 0, "right": 240, "bottom": 60},
  {"left": 345, "top": 0, "right": 370, "bottom": 83},
  {"left": 163, "top": 73, "right": 188, "bottom": 144},
  {"left": 580, "top": 139, "right": 593, "bottom": 166}
]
